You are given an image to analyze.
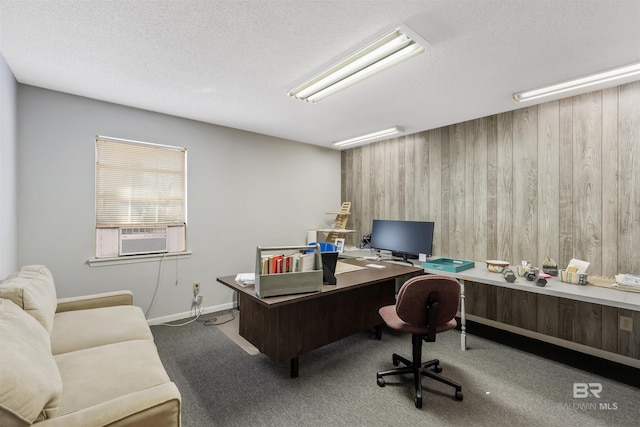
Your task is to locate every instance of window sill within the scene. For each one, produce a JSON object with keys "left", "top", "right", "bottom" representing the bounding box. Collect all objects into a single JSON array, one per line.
[{"left": 87, "top": 251, "right": 192, "bottom": 267}]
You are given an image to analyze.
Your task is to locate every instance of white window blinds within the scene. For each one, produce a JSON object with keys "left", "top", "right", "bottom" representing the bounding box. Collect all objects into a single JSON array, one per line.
[{"left": 96, "top": 136, "right": 186, "bottom": 227}]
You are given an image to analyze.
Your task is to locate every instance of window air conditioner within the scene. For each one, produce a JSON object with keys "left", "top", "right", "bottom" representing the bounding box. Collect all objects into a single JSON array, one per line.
[{"left": 119, "top": 227, "right": 168, "bottom": 256}]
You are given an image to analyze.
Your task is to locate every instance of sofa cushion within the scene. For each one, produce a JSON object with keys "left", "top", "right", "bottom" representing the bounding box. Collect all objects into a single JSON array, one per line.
[
  {"left": 51, "top": 305, "right": 154, "bottom": 355},
  {"left": 53, "top": 339, "right": 172, "bottom": 417},
  {"left": 0, "top": 265, "right": 57, "bottom": 334},
  {"left": 0, "top": 298, "right": 63, "bottom": 426}
]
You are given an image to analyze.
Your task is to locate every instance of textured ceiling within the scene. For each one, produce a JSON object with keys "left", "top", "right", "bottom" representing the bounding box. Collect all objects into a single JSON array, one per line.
[{"left": 1, "top": 0, "right": 639, "bottom": 149}]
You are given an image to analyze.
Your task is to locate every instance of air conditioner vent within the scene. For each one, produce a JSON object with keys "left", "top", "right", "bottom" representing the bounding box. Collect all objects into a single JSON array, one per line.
[{"left": 119, "top": 227, "right": 168, "bottom": 256}]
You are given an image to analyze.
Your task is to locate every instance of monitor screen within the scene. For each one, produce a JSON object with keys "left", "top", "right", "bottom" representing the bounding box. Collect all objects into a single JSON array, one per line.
[{"left": 370, "top": 219, "right": 434, "bottom": 260}]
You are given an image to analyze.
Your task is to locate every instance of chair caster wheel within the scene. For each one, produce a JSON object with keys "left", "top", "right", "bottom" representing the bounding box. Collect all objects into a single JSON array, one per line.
[
  {"left": 392, "top": 355, "right": 400, "bottom": 366},
  {"left": 377, "top": 377, "right": 385, "bottom": 387},
  {"left": 414, "top": 396, "right": 422, "bottom": 408},
  {"left": 455, "top": 391, "right": 463, "bottom": 401},
  {"left": 432, "top": 365, "right": 442, "bottom": 373}
]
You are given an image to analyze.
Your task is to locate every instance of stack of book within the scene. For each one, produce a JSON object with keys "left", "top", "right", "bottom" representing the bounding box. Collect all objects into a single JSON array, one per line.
[
  {"left": 615, "top": 274, "right": 640, "bottom": 293},
  {"left": 260, "top": 252, "right": 316, "bottom": 275}
]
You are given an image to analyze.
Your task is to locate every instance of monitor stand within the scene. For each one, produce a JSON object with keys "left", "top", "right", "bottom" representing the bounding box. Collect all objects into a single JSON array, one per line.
[{"left": 378, "top": 252, "right": 416, "bottom": 266}]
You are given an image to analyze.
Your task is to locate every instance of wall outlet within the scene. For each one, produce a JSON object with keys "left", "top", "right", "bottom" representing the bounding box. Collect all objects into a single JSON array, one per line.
[
  {"left": 619, "top": 315, "right": 633, "bottom": 332},
  {"left": 192, "top": 281, "right": 200, "bottom": 296}
]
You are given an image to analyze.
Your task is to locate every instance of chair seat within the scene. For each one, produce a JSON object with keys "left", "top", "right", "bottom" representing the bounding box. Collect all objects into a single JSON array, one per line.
[{"left": 379, "top": 305, "right": 457, "bottom": 335}]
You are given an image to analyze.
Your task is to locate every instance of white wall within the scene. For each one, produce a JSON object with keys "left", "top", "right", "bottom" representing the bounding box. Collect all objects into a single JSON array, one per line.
[
  {"left": 0, "top": 54, "right": 17, "bottom": 278},
  {"left": 17, "top": 85, "right": 341, "bottom": 320}
]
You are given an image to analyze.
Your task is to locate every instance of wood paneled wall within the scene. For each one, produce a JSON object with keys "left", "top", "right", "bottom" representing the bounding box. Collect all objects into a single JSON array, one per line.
[{"left": 341, "top": 82, "right": 640, "bottom": 277}]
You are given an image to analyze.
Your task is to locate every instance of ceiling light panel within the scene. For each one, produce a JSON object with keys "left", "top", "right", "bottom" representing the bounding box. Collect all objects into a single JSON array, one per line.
[
  {"left": 334, "top": 127, "right": 403, "bottom": 148},
  {"left": 512, "top": 62, "right": 640, "bottom": 103},
  {"left": 289, "top": 27, "right": 425, "bottom": 103}
]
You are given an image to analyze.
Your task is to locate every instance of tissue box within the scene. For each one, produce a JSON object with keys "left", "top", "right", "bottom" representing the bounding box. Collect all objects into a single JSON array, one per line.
[{"left": 560, "top": 269, "right": 588, "bottom": 285}]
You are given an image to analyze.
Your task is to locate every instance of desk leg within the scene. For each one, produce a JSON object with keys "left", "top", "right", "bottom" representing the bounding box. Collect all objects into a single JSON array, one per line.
[
  {"left": 375, "top": 324, "right": 382, "bottom": 340},
  {"left": 459, "top": 279, "right": 467, "bottom": 351},
  {"left": 290, "top": 357, "right": 299, "bottom": 378}
]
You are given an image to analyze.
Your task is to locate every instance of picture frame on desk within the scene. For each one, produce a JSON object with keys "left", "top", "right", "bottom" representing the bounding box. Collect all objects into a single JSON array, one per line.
[{"left": 334, "top": 238, "right": 345, "bottom": 253}]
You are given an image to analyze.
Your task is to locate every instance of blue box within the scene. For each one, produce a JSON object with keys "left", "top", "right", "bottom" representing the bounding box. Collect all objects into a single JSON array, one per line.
[{"left": 422, "top": 258, "right": 475, "bottom": 273}]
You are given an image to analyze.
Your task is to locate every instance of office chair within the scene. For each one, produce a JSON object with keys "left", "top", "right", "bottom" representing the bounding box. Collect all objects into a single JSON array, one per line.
[{"left": 376, "top": 275, "right": 463, "bottom": 408}]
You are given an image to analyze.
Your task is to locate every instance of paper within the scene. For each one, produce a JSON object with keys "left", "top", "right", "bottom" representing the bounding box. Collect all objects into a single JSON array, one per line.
[
  {"left": 567, "top": 258, "right": 589, "bottom": 274},
  {"left": 334, "top": 261, "right": 366, "bottom": 275},
  {"left": 366, "top": 263, "right": 385, "bottom": 269},
  {"left": 235, "top": 273, "right": 255, "bottom": 287}
]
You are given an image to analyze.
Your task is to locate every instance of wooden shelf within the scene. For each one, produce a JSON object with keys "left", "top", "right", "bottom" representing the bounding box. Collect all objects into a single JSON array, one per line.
[{"left": 322, "top": 202, "right": 352, "bottom": 243}]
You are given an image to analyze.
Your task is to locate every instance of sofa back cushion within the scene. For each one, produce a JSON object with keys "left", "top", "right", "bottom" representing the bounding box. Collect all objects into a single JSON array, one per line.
[
  {"left": 0, "top": 265, "right": 57, "bottom": 334},
  {"left": 0, "top": 298, "right": 63, "bottom": 425}
]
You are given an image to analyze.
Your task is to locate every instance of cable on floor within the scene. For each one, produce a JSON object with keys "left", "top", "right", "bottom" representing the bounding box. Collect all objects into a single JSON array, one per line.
[
  {"left": 158, "top": 308, "right": 204, "bottom": 327},
  {"left": 199, "top": 310, "right": 236, "bottom": 327}
]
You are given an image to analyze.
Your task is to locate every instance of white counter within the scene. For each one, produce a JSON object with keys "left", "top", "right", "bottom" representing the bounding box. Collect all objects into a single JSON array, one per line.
[
  {"left": 341, "top": 249, "right": 640, "bottom": 311},
  {"left": 422, "top": 259, "right": 640, "bottom": 312},
  {"left": 341, "top": 249, "right": 640, "bottom": 366}
]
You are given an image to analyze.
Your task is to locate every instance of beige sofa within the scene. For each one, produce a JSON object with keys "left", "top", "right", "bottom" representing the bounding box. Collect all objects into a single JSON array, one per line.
[{"left": 0, "top": 265, "right": 181, "bottom": 427}]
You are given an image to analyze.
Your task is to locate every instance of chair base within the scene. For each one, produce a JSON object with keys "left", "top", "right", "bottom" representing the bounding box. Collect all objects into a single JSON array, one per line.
[{"left": 376, "top": 335, "right": 463, "bottom": 408}]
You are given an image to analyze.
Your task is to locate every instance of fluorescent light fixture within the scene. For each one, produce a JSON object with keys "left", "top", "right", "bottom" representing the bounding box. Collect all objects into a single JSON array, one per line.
[
  {"left": 334, "top": 127, "right": 403, "bottom": 148},
  {"left": 512, "top": 62, "right": 640, "bottom": 103},
  {"left": 289, "top": 27, "right": 425, "bottom": 103}
]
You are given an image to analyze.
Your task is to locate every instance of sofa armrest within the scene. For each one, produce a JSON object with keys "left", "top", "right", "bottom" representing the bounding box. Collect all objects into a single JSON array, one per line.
[
  {"left": 36, "top": 382, "right": 181, "bottom": 427},
  {"left": 55, "top": 291, "right": 134, "bottom": 313}
]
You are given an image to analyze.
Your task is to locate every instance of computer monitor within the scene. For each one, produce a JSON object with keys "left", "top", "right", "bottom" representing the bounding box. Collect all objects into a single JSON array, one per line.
[{"left": 370, "top": 219, "right": 434, "bottom": 262}]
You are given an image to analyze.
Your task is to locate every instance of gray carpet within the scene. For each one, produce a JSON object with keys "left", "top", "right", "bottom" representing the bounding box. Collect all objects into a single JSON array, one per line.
[{"left": 151, "top": 315, "right": 639, "bottom": 427}]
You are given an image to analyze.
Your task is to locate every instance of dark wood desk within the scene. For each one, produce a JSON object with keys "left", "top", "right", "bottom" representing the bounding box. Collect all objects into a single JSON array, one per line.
[{"left": 216, "top": 259, "right": 423, "bottom": 377}]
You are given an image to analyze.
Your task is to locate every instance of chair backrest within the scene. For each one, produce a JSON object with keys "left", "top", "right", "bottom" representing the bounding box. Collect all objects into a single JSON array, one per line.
[{"left": 395, "top": 275, "right": 461, "bottom": 327}]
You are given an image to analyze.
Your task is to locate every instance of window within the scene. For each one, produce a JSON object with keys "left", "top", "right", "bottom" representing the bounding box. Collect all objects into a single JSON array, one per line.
[{"left": 95, "top": 136, "right": 187, "bottom": 258}]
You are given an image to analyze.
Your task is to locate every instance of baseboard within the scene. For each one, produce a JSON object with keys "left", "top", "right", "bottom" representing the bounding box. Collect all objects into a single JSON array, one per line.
[
  {"left": 147, "top": 301, "right": 236, "bottom": 325},
  {"left": 463, "top": 319, "right": 640, "bottom": 388}
]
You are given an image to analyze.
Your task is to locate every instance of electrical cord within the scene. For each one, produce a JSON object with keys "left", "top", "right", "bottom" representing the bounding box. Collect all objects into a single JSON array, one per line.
[
  {"left": 145, "top": 253, "right": 167, "bottom": 319},
  {"left": 199, "top": 310, "right": 236, "bottom": 326},
  {"left": 159, "top": 307, "right": 204, "bottom": 327},
  {"left": 190, "top": 296, "right": 198, "bottom": 318}
]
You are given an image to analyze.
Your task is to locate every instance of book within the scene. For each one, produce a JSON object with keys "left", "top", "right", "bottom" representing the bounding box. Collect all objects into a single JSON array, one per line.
[
  {"left": 619, "top": 274, "right": 640, "bottom": 286},
  {"left": 290, "top": 253, "right": 301, "bottom": 272},
  {"left": 616, "top": 274, "right": 640, "bottom": 292},
  {"left": 260, "top": 252, "right": 311, "bottom": 275},
  {"left": 260, "top": 256, "right": 269, "bottom": 275},
  {"left": 300, "top": 252, "right": 316, "bottom": 272}
]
